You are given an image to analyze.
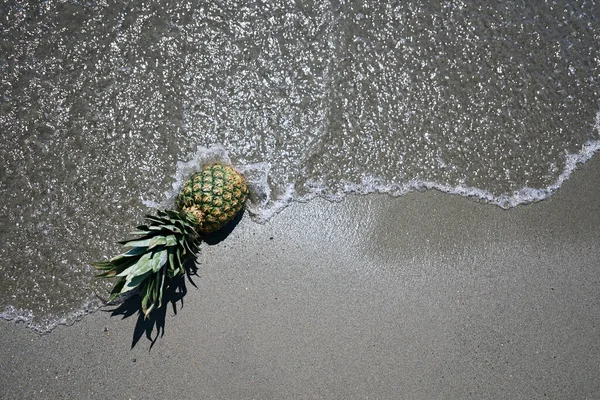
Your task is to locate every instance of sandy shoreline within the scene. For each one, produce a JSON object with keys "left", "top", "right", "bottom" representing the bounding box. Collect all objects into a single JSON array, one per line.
[{"left": 1, "top": 155, "right": 599, "bottom": 399}]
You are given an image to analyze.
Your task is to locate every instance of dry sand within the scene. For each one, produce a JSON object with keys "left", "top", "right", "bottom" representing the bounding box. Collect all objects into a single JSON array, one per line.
[{"left": 1, "top": 155, "right": 599, "bottom": 399}]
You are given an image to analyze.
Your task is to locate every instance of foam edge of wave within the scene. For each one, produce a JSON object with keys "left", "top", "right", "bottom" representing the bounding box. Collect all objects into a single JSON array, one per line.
[
  {"left": 0, "top": 298, "right": 105, "bottom": 334},
  {"left": 145, "top": 136, "right": 600, "bottom": 225},
  {"left": 326, "top": 140, "right": 600, "bottom": 209}
]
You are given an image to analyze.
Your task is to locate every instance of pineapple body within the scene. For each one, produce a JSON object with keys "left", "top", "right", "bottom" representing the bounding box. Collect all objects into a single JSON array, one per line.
[{"left": 176, "top": 163, "right": 248, "bottom": 234}]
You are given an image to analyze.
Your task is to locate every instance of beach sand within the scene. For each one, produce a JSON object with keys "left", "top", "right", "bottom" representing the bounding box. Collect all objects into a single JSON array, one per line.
[{"left": 1, "top": 155, "right": 599, "bottom": 399}]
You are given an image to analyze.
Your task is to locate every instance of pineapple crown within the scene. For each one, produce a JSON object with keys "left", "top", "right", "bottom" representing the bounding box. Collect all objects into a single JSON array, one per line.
[{"left": 92, "top": 210, "right": 200, "bottom": 317}]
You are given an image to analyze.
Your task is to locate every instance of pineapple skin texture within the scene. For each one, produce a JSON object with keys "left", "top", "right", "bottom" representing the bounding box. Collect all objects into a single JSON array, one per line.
[{"left": 176, "top": 163, "right": 248, "bottom": 234}]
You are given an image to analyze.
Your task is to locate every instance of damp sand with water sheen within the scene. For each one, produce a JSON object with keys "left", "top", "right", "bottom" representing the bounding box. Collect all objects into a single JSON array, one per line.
[{"left": 1, "top": 0, "right": 599, "bottom": 332}]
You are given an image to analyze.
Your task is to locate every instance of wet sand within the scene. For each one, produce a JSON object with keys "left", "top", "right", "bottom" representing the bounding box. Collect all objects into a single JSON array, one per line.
[{"left": 1, "top": 155, "right": 599, "bottom": 399}]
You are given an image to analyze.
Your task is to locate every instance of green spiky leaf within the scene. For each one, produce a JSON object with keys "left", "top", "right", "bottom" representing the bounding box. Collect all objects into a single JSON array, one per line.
[
  {"left": 165, "top": 235, "right": 178, "bottom": 247},
  {"left": 148, "top": 236, "right": 167, "bottom": 249},
  {"left": 108, "top": 277, "right": 127, "bottom": 302},
  {"left": 168, "top": 249, "right": 176, "bottom": 271},
  {"left": 122, "top": 270, "right": 151, "bottom": 293},
  {"left": 121, "top": 238, "right": 153, "bottom": 248},
  {"left": 149, "top": 224, "right": 181, "bottom": 233}
]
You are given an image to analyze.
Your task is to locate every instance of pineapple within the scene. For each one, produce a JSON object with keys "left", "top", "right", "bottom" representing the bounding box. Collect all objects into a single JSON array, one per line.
[
  {"left": 176, "top": 163, "right": 248, "bottom": 234},
  {"left": 92, "top": 163, "right": 248, "bottom": 317}
]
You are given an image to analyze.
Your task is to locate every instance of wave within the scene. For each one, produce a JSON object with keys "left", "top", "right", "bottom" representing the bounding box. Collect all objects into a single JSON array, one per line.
[{"left": 145, "top": 134, "right": 600, "bottom": 224}]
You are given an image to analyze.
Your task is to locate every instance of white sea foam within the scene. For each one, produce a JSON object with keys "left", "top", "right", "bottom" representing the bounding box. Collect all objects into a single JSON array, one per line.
[
  {"left": 0, "top": 298, "right": 105, "bottom": 334},
  {"left": 146, "top": 137, "right": 600, "bottom": 227},
  {"left": 335, "top": 140, "right": 600, "bottom": 209}
]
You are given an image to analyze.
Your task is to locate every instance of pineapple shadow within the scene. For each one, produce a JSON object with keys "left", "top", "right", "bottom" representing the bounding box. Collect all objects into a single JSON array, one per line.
[{"left": 105, "top": 209, "right": 245, "bottom": 350}]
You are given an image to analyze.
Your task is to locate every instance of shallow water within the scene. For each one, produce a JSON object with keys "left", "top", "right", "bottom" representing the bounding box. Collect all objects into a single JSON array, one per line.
[{"left": 1, "top": 0, "right": 599, "bottom": 332}]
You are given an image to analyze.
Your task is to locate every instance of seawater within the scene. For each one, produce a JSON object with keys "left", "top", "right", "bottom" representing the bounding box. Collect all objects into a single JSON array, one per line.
[{"left": 1, "top": 0, "right": 599, "bottom": 333}]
